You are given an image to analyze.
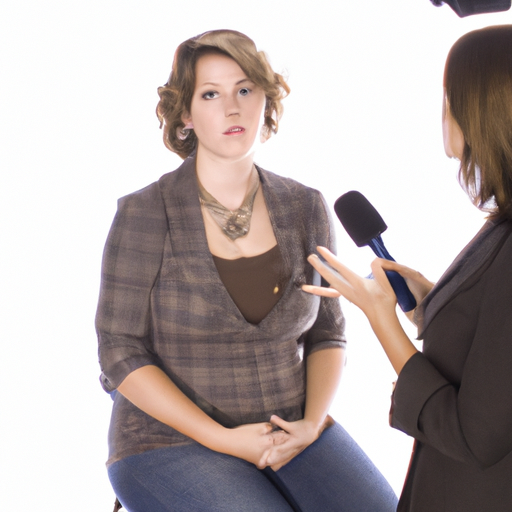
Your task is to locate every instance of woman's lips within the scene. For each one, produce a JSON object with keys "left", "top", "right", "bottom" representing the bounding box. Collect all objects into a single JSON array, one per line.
[{"left": 223, "top": 126, "right": 245, "bottom": 135}]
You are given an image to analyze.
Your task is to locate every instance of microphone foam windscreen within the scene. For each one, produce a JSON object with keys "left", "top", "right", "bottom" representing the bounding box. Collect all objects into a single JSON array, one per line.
[{"left": 334, "top": 191, "right": 388, "bottom": 247}]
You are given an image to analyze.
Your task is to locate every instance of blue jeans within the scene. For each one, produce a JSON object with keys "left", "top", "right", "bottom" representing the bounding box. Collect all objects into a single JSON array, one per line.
[{"left": 108, "top": 422, "right": 398, "bottom": 512}]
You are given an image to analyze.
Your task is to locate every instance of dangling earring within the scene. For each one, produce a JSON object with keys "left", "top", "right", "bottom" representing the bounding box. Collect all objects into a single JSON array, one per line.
[{"left": 177, "top": 122, "right": 194, "bottom": 141}]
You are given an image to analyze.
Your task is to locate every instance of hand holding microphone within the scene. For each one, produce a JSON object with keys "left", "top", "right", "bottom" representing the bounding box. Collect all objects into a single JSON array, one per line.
[
  {"left": 302, "top": 191, "right": 422, "bottom": 375},
  {"left": 333, "top": 191, "right": 416, "bottom": 312}
]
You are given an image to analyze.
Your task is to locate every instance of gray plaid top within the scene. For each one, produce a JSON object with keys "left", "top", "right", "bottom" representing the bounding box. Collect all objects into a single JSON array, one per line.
[{"left": 96, "top": 157, "right": 346, "bottom": 465}]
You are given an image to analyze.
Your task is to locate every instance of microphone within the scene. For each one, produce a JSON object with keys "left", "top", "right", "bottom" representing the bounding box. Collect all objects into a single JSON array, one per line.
[{"left": 333, "top": 190, "right": 416, "bottom": 313}]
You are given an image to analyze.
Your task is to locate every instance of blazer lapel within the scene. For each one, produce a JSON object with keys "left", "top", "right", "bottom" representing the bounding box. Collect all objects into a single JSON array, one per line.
[
  {"left": 257, "top": 166, "right": 297, "bottom": 284},
  {"left": 158, "top": 156, "right": 218, "bottom": 283},
  {"left": 416, "top": 218, "right": 511, "bottom": 338}
]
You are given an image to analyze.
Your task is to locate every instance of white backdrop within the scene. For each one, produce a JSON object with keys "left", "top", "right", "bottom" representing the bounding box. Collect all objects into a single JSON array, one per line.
[{"left": 1, "top": 1, "right": 511, "bottom": 509}]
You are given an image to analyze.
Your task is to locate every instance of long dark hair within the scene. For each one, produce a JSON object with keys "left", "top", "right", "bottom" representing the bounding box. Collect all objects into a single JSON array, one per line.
[{"left": 444, "top": 25, "right": 512, "bottom": 219}]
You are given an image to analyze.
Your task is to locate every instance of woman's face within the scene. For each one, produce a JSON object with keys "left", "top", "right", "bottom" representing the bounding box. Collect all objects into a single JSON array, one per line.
[
  {"left": 183, "top": 52, "right": 266, "bottom": 163},
  {"left": 442, "top": 90, "right": 465, "bottom": 160}
]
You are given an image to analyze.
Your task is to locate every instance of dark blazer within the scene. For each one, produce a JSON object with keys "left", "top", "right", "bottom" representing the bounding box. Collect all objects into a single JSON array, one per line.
[
  {"left": 96, "top": 157, "right": 346, "bottom": 465},
  {"left": 391, "top": 218, "right": 512, "bottom": 511}
]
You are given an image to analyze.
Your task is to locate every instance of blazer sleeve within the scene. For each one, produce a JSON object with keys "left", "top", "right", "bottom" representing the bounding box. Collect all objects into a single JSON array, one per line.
[
  {"left": 303, "top": 189, "right": 347, "bottom": 357},
  {"left": 391, "top": 232, "right": 512, "bottom": 469},
  {"left": 95, "top": 182, "right": 169, "bottom": 392}
]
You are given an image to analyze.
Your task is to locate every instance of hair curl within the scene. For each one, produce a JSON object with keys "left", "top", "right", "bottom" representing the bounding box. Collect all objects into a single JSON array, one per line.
[
  {"left": 444, "top": 25, "right": 512, "bottom": 219},
  {"left": 156, "top": 29, "right": 290, "bottom": 159}
]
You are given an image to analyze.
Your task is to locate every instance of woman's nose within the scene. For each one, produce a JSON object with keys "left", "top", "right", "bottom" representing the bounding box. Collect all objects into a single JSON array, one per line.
[{"left": 224, "top": 95, "right": 240, "bottom": 117}]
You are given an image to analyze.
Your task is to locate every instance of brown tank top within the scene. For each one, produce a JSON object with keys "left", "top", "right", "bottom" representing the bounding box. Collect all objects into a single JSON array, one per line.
[{"left": 212, "top": 245, "right": 286, "bottom": 324}]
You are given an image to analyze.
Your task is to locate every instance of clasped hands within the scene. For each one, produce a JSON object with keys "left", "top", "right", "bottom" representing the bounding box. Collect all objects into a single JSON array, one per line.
[
  {"left": 232, "top": 414, "right": 333, "bottom": 472},
  {"left": 231, "top": 248, "right": 432, "bottom": 471}
]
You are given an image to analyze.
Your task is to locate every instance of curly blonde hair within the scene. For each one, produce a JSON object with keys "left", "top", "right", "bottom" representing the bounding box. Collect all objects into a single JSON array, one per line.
[
  {"left": 156, "top": 29, "right": 290, "bottom": 159},
  {"left": 445, "top": 25, "right": 512, "bottom": 219}
]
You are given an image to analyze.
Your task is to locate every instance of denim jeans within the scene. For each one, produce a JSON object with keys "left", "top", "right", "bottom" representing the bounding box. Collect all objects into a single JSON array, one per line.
[{"left": 108, "top": 422, "right": 398, "bottom": 512}]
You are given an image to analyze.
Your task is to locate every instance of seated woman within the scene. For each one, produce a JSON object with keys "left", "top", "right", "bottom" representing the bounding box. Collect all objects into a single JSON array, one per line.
[
  {"left": 96, "top": 29, "right": 398, "bottom": 512},
  {"left": 304, "top": 24, "right": 512, "bottom": 512}
]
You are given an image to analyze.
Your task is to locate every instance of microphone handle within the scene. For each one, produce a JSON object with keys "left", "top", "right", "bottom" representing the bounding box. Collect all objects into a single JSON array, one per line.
[{"left": 368, "top": 236, "right": 417, "bottom": 312}]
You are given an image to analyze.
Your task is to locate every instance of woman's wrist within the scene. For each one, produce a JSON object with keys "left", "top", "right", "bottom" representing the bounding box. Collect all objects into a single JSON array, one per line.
[
  {"left": 366, "top": 298, "right": 399, "bottom": 327},
  {"left": 201, "top": 424, "right": 232, "bottom": 454},
  {"left": 369, "top": 312, "right": 418, "bottom": 375},
  {"left": 301, "top": 414, "right": 333, "bottom": 441}
]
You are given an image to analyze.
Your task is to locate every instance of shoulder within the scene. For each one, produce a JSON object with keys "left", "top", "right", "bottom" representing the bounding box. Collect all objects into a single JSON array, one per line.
[
  {"left": 486, "top": 219, "right": 512, "bottom": 276},
  {"left": 257, "top": 165, "right": 325, "bottom": 206},
  {"left": 114, "top": 182, "right": 167, "bottom": 237},
  {"left": 497, "top": 218, "right": 512, "bottom": 249},
  {"left": 117, "top": 158, "right": 194, "bottom": 215},
  {"left": 117, "top": 181, "right": 161, "bottom": 212},
  {"left": 257, "top": 165, "right": 317, "bottom": 192},
  {"left": 257, "top": 166, "right": 335, "bottom": 248},
  {"left": 480, "top": 218, "right": 512, "bottom": 273}
]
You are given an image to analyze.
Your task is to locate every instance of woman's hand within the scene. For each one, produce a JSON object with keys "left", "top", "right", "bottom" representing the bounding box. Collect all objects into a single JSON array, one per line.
[
  {"left": 117, "top": 366, "right": 277, "bottom": 467},
  {"left": 222, "top": 422, "right": 275, "bottom": 469},
  {"left": 302, "top": 247, "right": 418, "bottom": 375},
  {"left": 265, "top": 415, "right": 333, "bottom": 471},
  {"left": 379, "top": 259, "right": 434, "bottom": 302},
  {"left": 262, "top": 348, "right": 342, "bottom": 471},
  {"left": 379, "top": 259, "right": 435, "bottom": 324},
  {"left": 302, "top": 247, "right": 397, "bottom": 323}
]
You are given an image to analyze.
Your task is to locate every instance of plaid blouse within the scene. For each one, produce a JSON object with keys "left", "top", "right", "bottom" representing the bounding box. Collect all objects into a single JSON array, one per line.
[{"left": 96, "top": 156, "right": 346, "bottom": 465}]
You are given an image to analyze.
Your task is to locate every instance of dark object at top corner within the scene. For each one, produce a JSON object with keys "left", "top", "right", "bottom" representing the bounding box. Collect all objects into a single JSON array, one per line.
[{"left": 430, "top": 0, "right": 511, "bottom": 17}]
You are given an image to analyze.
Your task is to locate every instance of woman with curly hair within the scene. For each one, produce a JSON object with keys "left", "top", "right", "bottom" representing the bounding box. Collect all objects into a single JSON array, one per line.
[
  {"left": 96, "top": 29, "right": 397, "bottom": 512},
  {"left": 304, "top": 25, "right": 512, "bottom": 512}
]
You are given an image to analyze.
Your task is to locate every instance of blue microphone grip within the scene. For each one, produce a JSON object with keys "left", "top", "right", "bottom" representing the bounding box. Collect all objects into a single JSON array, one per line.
[{"left": 368, "top": 236, "right": 417, "bottom": 312}]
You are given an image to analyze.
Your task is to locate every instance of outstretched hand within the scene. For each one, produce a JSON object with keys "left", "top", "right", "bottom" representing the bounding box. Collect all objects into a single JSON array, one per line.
[
  {"left": 302, "top": 247, "right": 398, "bottom": 322},
  {"left": 302, "top": 247, "right": 434, "bottom": 324},
  {"left": 302, "top": 246, "right": 419, "bottom": 375}
]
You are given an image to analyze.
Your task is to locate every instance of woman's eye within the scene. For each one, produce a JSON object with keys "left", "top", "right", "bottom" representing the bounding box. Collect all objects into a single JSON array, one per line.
[
  {"left": 239, "top": 87, "right": 250, "bottom": 96},
  {"left": 202, "top": 91, "right": 218, "bottom": 100}
]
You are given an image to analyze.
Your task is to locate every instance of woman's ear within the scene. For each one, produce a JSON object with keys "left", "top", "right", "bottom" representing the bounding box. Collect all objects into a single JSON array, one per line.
[
  {"left": 177, "top": 114, "right": 194, "bottom": 141},
  {"left": 181, "top": 112, "right": 194, "bottom": 130},
  {"left": 260, "top": 124, "right": 270, "bottom": 143}
]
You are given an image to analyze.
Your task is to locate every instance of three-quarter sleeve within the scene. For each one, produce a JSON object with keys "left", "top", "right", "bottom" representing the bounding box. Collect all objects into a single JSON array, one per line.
[
  {"left": 303, "top": 190, "right": 347, "bottom": 357},
  {"left": 391, "top": 232, "right": 512, "bottom": 469},
  {"left": 96, "top": 182, "right": 169, "bottom": 392}
]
